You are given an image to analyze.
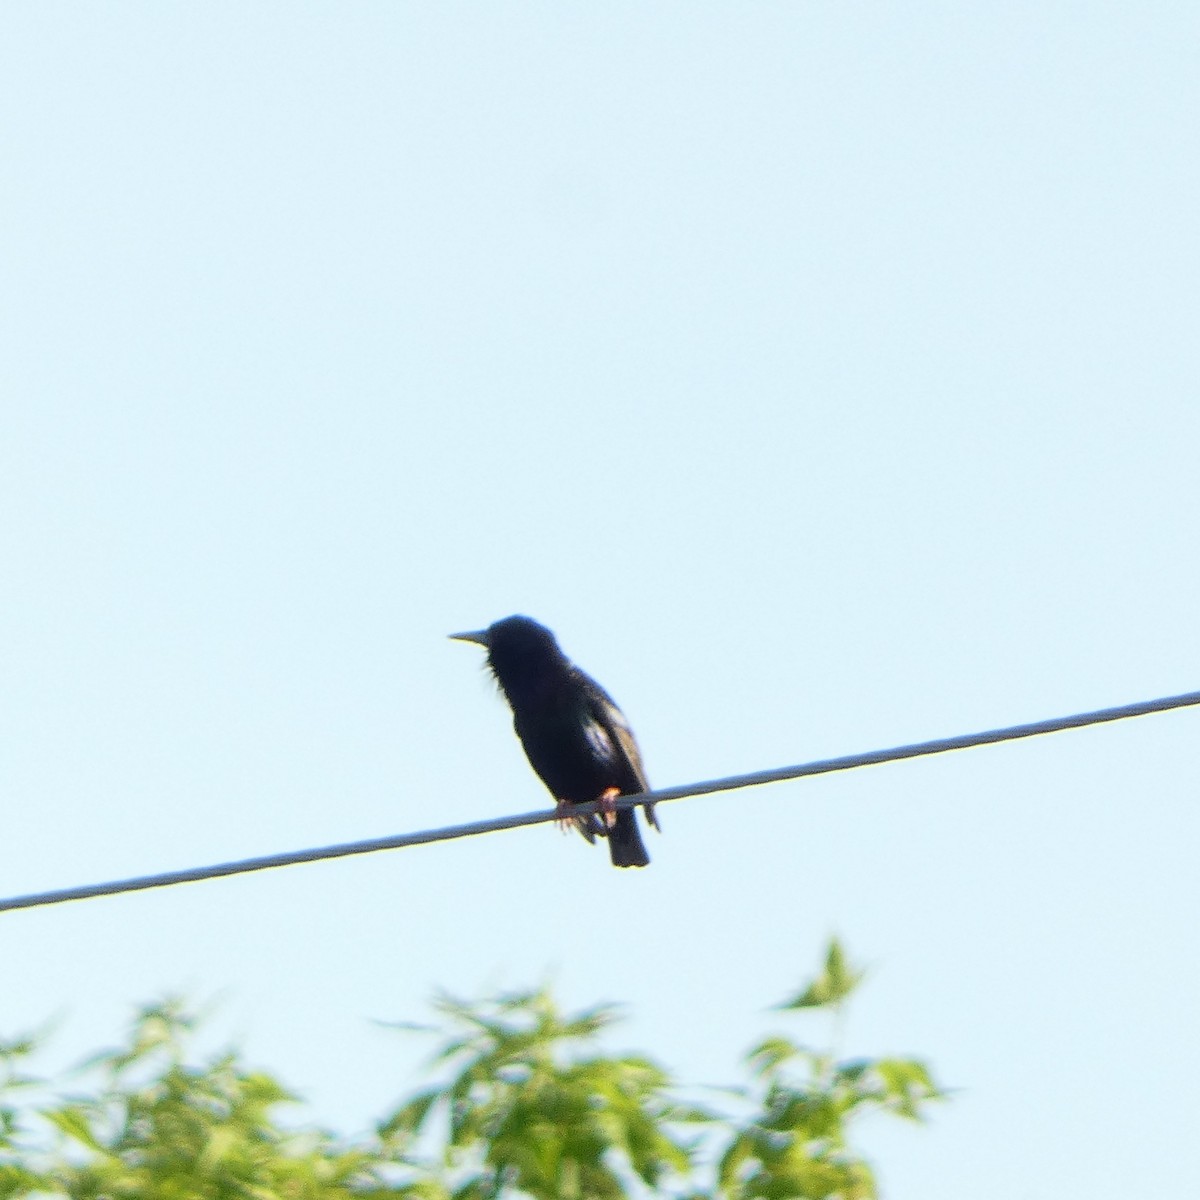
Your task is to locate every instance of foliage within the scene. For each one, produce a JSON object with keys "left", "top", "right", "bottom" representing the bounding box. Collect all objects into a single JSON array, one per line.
[
  {"left": 0, "top": 1000, "right": 383, "bottom": 1200},
  {"left": 0, "top": 941, "right": 941, "bottom": 1199},
  {"left": 720, "top": 941, "right": 941, "bottom": 1200},
  {"left": 375, "top": 988, "right": 696, "bottom": 1200}
]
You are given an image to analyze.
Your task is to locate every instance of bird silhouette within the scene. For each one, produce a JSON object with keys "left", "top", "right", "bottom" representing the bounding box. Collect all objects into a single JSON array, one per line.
[{"left": 450, "top": 615, "right": 659, "bottom": 868}]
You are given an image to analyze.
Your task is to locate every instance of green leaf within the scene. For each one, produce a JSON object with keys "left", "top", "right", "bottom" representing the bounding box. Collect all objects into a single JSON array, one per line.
[
  {"left": 872, "top": 1057, "right": 944, "bottom": 1119},
  {"left": 778, "top": 939, "right": 866, "bottom": 1011},
  {"left": 378, "top": 1086, "right": 443, "bottom": 1144},
  {"left": 43, "top": 1104, "right": 107, "bottom": 1153},
  {"left": 745, "top": 1036, "right": 800, "bottom": 1079}
]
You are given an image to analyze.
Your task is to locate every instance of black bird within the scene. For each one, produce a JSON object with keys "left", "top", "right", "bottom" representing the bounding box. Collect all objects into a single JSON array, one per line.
[{"left": 450, "top": 615, "right": 659, "bottom": 868}]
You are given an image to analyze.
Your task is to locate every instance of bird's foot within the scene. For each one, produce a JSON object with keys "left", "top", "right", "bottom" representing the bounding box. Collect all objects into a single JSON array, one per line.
[
  {"left": 597, "top": 787, "right": 620, "bottom": 829},
  {"left": 554, "top": 799, "right": 577, "bottom": 834},
  {"left": 556, "top": 798, "right": 601, "bottom": 843}
]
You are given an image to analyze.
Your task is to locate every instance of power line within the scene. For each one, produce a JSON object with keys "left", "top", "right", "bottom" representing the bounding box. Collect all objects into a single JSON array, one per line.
[{"left": 2, "top": 688, "right": 1197, "bottom": 916}]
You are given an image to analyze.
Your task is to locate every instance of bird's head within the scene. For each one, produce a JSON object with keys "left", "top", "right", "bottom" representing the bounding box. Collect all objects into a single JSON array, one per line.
[{"left": 449, "top": 615, "right": 569, "bottom": 698}]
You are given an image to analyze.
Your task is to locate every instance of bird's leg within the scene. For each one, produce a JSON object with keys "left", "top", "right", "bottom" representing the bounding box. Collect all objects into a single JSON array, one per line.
[{"left": 597, "top": 786, "right": 620, "bottom": 829}]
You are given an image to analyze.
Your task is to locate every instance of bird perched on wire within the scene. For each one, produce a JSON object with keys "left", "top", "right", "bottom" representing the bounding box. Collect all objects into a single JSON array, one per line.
[{"left": 450, "top": 615, "right": 660, "bottom": 868}]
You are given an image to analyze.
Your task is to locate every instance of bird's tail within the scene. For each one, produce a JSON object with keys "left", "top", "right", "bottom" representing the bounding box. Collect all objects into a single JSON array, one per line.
[{"left": 607, "top": 809, "right": 650, "bottom": 868}]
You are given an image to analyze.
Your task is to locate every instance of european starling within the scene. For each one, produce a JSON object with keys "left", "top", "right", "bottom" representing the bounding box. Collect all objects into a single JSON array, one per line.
[{"left": 450, "top": 615, "right": 659, "bottom": 868}]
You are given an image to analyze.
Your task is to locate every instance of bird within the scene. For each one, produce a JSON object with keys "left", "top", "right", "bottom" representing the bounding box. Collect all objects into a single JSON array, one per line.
[{"left": 449, "top": 615, "right": 659, "bottom": 868}]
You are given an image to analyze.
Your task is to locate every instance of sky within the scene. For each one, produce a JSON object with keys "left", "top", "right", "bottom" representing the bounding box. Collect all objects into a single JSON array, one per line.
[{"left": 2, "top": 2, "right": 1199, "bottom": 1196}]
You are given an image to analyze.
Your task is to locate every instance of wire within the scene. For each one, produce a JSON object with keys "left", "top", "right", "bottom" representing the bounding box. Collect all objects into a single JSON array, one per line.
[{"left": 2, "top": 688, "right": 1197, "bottom": 915}]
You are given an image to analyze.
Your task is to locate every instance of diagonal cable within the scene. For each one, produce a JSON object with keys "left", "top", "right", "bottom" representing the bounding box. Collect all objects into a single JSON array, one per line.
[{"left": 1, "top": 688, "right": 1197, "bottom": 915}]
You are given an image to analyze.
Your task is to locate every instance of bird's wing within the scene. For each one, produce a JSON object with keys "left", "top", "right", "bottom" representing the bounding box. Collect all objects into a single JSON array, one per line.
[{"left": 585, "top": 680, "right": 660, "bottom": 832}]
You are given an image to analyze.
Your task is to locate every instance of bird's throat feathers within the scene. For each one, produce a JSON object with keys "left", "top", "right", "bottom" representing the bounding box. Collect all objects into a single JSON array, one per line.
[
  {"left": 474, "top": 615, "right": 576, "bottom": 710},
  {"left": 486, "top": 647, "right": 571, "bottom": 709}
]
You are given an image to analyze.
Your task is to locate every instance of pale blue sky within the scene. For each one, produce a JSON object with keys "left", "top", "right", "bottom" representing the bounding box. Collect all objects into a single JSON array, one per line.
[{"left": 2, "top": 4, "right": 1199, "bottom": 1196}]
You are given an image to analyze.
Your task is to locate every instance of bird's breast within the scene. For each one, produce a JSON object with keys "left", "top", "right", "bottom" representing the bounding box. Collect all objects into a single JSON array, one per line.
[{"left": 513, "top": 697, "right": 618, "bottom": 803}]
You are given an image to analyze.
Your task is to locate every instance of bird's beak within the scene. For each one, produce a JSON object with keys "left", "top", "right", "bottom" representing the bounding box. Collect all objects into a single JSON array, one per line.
[{"left": 448, "top": 629, "right": 490, "bottom": 647}]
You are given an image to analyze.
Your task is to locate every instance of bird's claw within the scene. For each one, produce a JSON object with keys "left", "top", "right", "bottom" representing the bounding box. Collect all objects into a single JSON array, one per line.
[
  {"left": 555, "top": 798, "right": 603, "bottom": 843},
  {"left": 554, "top": 798, "right": 577, "bottom": 834}
]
